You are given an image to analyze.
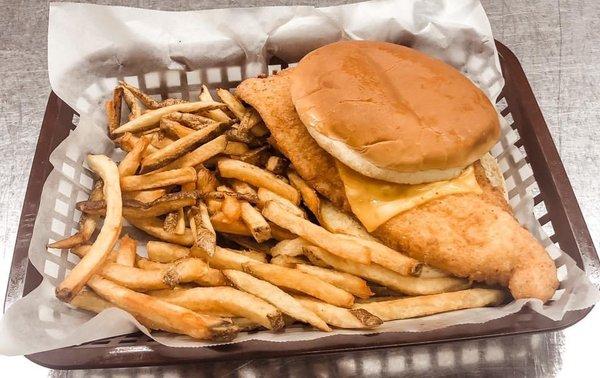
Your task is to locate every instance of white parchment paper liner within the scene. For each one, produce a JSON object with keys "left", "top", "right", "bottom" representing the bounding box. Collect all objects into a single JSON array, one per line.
[{"left": 1, "top": 0, "right": 598, "bottom": 356}]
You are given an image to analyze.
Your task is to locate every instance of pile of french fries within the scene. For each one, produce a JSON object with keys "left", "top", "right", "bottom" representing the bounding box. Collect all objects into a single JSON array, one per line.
[{"left": 49, "top": 81, "right": 505, "bottom": 341}]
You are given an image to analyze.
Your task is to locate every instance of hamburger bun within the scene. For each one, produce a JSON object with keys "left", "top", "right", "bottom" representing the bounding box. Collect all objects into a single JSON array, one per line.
[{"left": 290, "top": 40, "right": 500, "bottom": 184}]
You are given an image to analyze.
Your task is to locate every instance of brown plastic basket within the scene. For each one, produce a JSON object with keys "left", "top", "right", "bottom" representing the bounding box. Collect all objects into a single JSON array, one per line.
[{"left": 5, "top": 41, "right": 598, "bottom": 370}]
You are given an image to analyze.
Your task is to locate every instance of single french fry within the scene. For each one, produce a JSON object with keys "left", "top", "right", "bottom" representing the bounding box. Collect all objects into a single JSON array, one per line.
[
  {"left": 230, "top": 180, "right": 257, "bottom": 197},
  {"left": 262, "top": 202, "right": 370, "bottom": 264},
  {"left": 48, "top": 180, "right": 104, "bottom": 249},
  {"left": 318, "top": 200, "right": 377, "bottom": 241},
  {"left": 122, "top": 188, "right": 166, "bottom": 203},
  {"left": 224, "top": 141, "right": 250, "bottom": 155},
  {"left": 79, "top": 191, "right": 196, "bottom": 218},
  {"left": 351, "top": 237, "right": 422, "bottom": 276},
  {"left": 270, "top": 223, "right": 296, "bottom": 241},
  {"left": 175, "top": 208, "right": 186, "bottom": 235},
  {"left": 210, "top": 214, "right": 252, "bottom": 236},
  {"left": 222, "top": 234, "right": 273, "bottom": 253},
  {"left": 199, "top": 85, "right": 231, "bottom": 123},
  {"left": 118, "top": 135, "right": 151, "bottom": 176},
  {"left": 238, "top": 146, "right": 270, "bottom": 166},
  {"left": 105, "top": 87, "right": 123, "bottom": 137},
  {"left": 121, "top": 167, "right": 196, "bottom": 191},
  {"left": 193, "top": 246, "right": 252, "bottom": 270},
  {"left": 149, "top": 287, "right": 284, "bottom": 330},
  {"left": 56, "top": 156, "right": 122, "bottom": 302},
  {"left": 121, "top": 86, "right": 142, "bottom": 120},
  {"left": 70, "top": 245, "right": 118, "bottom": 262},
  {"left": 163, "top": 258, "right": 226, "bottom": 287},
  {"left": 305, "top": 246, "right": 470, "bottom": 296},
  {"left": 419, "top": 266, "right": 451, "bottom": 278},
  {"left": 117, "top": 132, "right": 158, "bottom": 155},
  {"left": 113, "top": 101, "right": 228, "bottom": 135},
  {"left": 240, "top": 202, "right": 271, "bottom": 242},
  {"left": 269, "top": 238, "right": 310, "bottom": 257},
  {"left": 240, "top": 250, "right": 268, "bottom": 263},
  {"left": 99, "top": 262, "right": 169, "bottom": 290},
  {"left": 163, "top": 211, "right": 178, "bottom": 233},
  {"left": 87, "top": 276, "right": 237, "bottom": 340},
  {"left": 221, "top": 195, "right": 242, "bottom": 222},
  {"left": 127, "top": 216, "right": 194, "bottom": 246},
  {"left": 137, "top": 257, "right": 173, "bottom": 271},
  {"left": 216, "top": 88, "right": 248, "bottom": 119},
  {"left": 158, "top": 135, "right": 227, "bottom": 173},
  {"left": 141, "top": 123, "right": 230, "bottom": 172},
  {"left": 265, "top": 156, "right": 289, "bottom": 176},
  {"left": 242, "top": 261, "right": 354, "bottom": 308},
  {"left": 160, "top": 118, "right": 194, "bottom": 139},
  {"left": 203, "top": 190, "right": 258, "bottom": 204},
  {"left": 116, "top": 235, "right": 136, "bottom": 267},
  {"left": 222, "top": 269, "right": 331, "bottom": 332},
  {"left": 164, "top": 111, "right": 214, "bottom": 130},
  {"left": 196, "top": 165, "right": 219, "bottom": 194},
  {"left": 295, "top": 264, "right": 373, "bottom": 299},
  {"left": 71, "top": 289, "right": 113, "bottom": 313},
  {"left": 293, "top": 295, "right": 382, "bottom": 329},
  {"left": 287, "top": 171, "right": 321, "bottom": 218},
  {"left": 250, "top": 122, "right": 269, "bottom": 137},
  {"left": 354, "top": 288, "right": 505, "bottom": 321},
  {"left": 147, "top": 241, "right": 190, "bottom": 263},
  {"left": 189, "top": 202, "right": 216, "bottom": 256},
  {"left": 238, "top": 108, "right": 262, "bottom": 134},
  {"left": 118, "top": 81, "right": 160, "bottom": 109},
  {"left": 269, "top": 255, "right": 307, "bottom": 268},
  {"left": 218, "top": 159, "right": 300, "bottom": 204},
  {"left": 257, "top": 188, "right": 306, "bottom": 218}
]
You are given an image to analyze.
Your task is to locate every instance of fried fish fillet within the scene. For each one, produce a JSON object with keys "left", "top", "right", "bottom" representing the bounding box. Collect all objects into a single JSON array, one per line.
[{"left": 236, "top": 69, "right": 558, "bottom": 302}]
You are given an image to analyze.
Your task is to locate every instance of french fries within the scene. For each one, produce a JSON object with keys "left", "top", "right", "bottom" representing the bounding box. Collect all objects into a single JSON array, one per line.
[
  {"left": 222, "top": 269, "right": 331, "bottom": 332},
  {"left": 305, "top": 246, "right": 470, "bottom": 296},
  {"left": 149, "top": 287, "right": 284, "bottom": 330},
  {"left": 112, "top": 101, "right": 228, "bottom": 135},
  {"left": 48, "top": 179, "right": 104, "bottom": 249},
  {"left": 262, "top": 202, "right": 371, "bottom": 264},
  {"left": 354, "top": 289, "right": 505, "bottom": 321},
  {"left": 218, "top": 159, "right": 300, "bottom": 204},
  {"left": 56, "top": 155, "right": 122, "bottom": 302},
  {"left": 240, "top": 202, "right": 271, "bottom": 242},
  {"left": 116, "top": 235, "right": 136, "bottom": 267},
  {"left": 87, "top": 276, "right": 237, "bottom": 340},
  {"left": 295, "top": 264, "right": 373, "bottom": 299},
  {"left": 293, "top": 295, "right": 382, "bottom": 329},
  {"left": 55, "top": 79, "right": 509, "bottom": 344},
  {"left": 147, "top": 241, "right": 190, "bottom": 263},
  {"left": 242, "top": 261, "right": 354, "bottom": 308}
]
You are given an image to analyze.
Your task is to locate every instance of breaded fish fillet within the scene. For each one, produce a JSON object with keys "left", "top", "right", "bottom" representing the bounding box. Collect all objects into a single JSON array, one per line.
[{"left": 236, "top": 69, "right": 558, "bottom": 302}]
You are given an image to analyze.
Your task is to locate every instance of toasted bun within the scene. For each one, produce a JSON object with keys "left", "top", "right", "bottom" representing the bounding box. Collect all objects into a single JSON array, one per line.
[{"left": 290, "top": 40, "right": 500, "bottom": 184}]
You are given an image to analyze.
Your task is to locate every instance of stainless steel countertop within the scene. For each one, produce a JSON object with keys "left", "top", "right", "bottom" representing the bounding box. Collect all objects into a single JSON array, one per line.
[{"left": 1, "top": 1, "right": 599, "bottom": 376}]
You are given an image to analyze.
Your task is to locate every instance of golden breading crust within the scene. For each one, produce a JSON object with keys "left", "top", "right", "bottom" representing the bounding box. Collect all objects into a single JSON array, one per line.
[{"left": 235, "top": 69, "right": 558, "bottom": 302}]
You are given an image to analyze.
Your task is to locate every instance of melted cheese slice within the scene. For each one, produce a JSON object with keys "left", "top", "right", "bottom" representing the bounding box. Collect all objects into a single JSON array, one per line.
[{"left": 336, "top": 162, "right": 482, "bottom": 231}]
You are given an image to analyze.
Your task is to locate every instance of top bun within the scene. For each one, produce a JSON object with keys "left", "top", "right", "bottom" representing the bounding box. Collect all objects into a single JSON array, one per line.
[{"left": 290, "top": 40, "right": 500, "bottom": 184}]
